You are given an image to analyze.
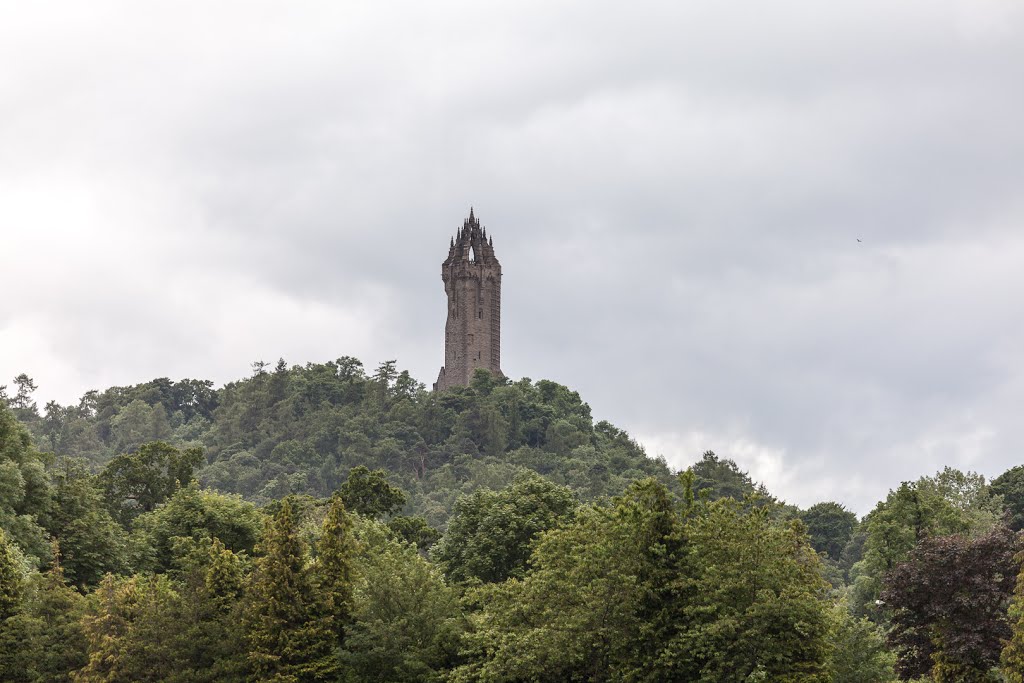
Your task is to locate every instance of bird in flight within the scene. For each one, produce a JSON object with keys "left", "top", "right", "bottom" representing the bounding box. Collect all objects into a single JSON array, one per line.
[{"left": 856, "top": 238, "right": 862, "bottom": 243}]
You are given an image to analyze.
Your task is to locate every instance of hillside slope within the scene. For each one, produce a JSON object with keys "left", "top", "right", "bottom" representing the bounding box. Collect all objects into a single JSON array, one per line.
[{"left": 18, "top": 358, "right": 675, "bottom": 527}]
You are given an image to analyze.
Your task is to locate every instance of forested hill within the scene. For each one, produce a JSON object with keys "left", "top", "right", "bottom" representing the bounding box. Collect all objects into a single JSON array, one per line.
[
  {"left": 6, "top": 360, "right": 1024, "bottom": 680},
  {"left": 8, "top": 357, "right": 677, "bottom": 527}
]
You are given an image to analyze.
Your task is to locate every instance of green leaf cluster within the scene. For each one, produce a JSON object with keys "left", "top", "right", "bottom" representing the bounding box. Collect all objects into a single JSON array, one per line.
[
  {"left": 24, "top": 362, "right": 677, "bottom": 528},
  {"left": 5, "top": 361, "right": 1024, "bottom": 681},
  {"left": 452, "top": 479, "right": 834, "bottom": 682},
  {"left": 432, "top": 471, "right": 578, "bottom": 583}
]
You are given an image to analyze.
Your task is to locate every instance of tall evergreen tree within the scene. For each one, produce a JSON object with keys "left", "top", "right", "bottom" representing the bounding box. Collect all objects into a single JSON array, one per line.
[
  {"left": 10, "top": 374, "right": 39, "bottom": 421},
  {"left": 71, "top": 574, "right": 130, "bottom": 683},
  {"left": 0, "top": 528, "right": 26, "bottom": 680},
  {"left": 178, "top": 538, "right": 249, "bottom": 683},
  {"left": 0, "top": 527, "right": 23, "bottom": 619},
  {"left": 204, "top": 537, "right": 244, "bottom": 612},
  {"left": 246, "top": 497, "right": 337, "bottom": 682},
  {"left": 315, "top": 492, "right": 357, "bottom": 649},
  {"left": 7, "top": 544, "right": 89, "bottom": 682}
]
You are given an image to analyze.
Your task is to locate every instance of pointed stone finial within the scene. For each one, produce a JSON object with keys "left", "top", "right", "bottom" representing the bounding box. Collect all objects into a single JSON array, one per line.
[
  {"left": 450, "top": 236, "right": 454, "bottom": 248},
  {"left": 469, "top": 206, "right": 475, "bottom": 221},
  {"left": 489, "top": 235, "right": 493, "bottom": 246}
]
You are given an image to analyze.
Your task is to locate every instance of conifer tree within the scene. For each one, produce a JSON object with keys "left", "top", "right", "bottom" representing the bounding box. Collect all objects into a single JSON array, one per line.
[
  {"left": 0, "top": 528, "right": 20, "bottom": 621},
  {"left": 246, "top": 497, "right": 337, "bottom": 682},
  {"left": 204, "top": 537, "right": 243, "bottom": 612},
  {"left": 72, "top": 574, "right": 130, "bottom": 683},
  {"left": 0, "top": 528, "right": 25, "bottom": 679},
  {"left": 315, "top": 492, "right": 357, "bottom": 647},
  {"left": 12, "top": 543, "right": 88, "bottom": 681},
  {"left": 184, "top": 538, "right": 248, "bottom": 683}
]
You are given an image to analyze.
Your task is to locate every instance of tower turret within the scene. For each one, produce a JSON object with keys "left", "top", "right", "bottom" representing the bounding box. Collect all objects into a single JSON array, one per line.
[{"left": 434, "top": 209, "right": 503, "bottom": 391}]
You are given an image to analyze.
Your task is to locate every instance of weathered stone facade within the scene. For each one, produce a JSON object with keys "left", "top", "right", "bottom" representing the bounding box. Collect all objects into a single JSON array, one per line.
[{"left": 434, "top": 209, "right": 503, "bottom": 391}]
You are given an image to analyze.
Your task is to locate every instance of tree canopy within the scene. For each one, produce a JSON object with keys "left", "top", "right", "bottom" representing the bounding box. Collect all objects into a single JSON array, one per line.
[{"left": 2, "top": 361, "right": 1024, "bottom": 681}]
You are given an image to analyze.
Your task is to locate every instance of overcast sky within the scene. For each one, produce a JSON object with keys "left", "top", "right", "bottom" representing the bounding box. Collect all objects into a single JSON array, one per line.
[{"left": 2, "top": 1, "right": 1023, "bottom": 513}]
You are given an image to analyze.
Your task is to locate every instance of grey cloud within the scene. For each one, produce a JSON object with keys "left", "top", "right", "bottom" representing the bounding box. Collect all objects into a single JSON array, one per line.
[{"left": 2, "top": 0, "right": 1024, "bottom": 513}]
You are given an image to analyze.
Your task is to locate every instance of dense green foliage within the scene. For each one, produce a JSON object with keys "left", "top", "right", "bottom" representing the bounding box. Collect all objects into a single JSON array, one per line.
[
  {"left": 452, "top": 480, "right": 834, "bottom": 682},
  {"left": 42, "top": 462, "right": 127, "bottom": 589},
  {"left": 246, "top": 497, "right": 338, "bottom": 681},
  {"left": 1002, "top": 556, "right": 1024, "bottom": 682},
  {"left": 828, "top": 600, "right": 897, "bottom": 683},
  {"left": 129, "top": 483, "right": 262, "bottom": 574},
  {"left": 99, "top": 441, "right": 203, "bottom": 526},
  {"left": 16, "top": 362, "right": 677, "bottom": 529},
  {"left": 848, "top": 467, "right": 1005, "bottom": 618},
  {"left": 338, "top": 466, "right": 408, "bottom": 519},
  {"left": 344, "top": 519, "right": 463, "bottom": 682},
  {"left": 0, "top": 527, "right": 25, "bottom": 679},
  {"left": 432, "top": 471, "right": 578, "bottom": 584},
  {"left": 800, "top": 501, "right": 858, "bottom": 561},
  {"left": 993, "top": 465, "right": 1024, "bottom": 531},
  {"left": 1, "top": 361, "right": 1024, "bottom": 681},
  {"left": 0, "top": 405, "right": 51, "bottom": 563},
  {"left": 690, "top": 449, "right": 765, "bottom": 501}
]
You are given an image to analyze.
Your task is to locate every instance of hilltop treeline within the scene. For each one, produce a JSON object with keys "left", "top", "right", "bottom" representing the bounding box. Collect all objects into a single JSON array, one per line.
[
  {"left": 2, "top": 361, "right": 1024, "bottom": 681},
  {"left": 9, "top": 359, "right": 675, "bottom": 529}
]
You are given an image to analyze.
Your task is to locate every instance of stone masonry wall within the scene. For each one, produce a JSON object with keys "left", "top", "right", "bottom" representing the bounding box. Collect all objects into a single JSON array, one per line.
[{"left": 434, "top": 210, "right": 503, "bottom": 391}]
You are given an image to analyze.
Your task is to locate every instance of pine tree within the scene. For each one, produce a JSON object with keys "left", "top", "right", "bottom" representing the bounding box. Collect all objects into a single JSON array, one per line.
[
  {"left": 246, "top": 497, "right": 337, "bottom": 682},
  {"left": 315, "top": 492, "right": 357, "bottom": 647}
]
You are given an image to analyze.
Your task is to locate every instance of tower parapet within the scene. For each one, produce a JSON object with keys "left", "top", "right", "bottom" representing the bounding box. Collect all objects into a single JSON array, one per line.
[{"left": 434, "top": 209, "right": 503, "bottom": 391}]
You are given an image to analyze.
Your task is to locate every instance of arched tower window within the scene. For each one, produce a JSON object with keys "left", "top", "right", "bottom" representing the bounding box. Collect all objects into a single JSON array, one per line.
[{"left": 468, "top": 245, "right": 476, "bottom": 262}]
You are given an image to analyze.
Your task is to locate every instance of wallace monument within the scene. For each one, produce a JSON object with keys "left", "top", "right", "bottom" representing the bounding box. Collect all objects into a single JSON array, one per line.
[{"left": 434, "top": 209, "right": 504, "bottom": 391}]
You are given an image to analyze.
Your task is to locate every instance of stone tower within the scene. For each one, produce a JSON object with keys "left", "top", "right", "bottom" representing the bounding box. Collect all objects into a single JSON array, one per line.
[{"left": 434, "top": 209, "right": 503, "bottom": 391}]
